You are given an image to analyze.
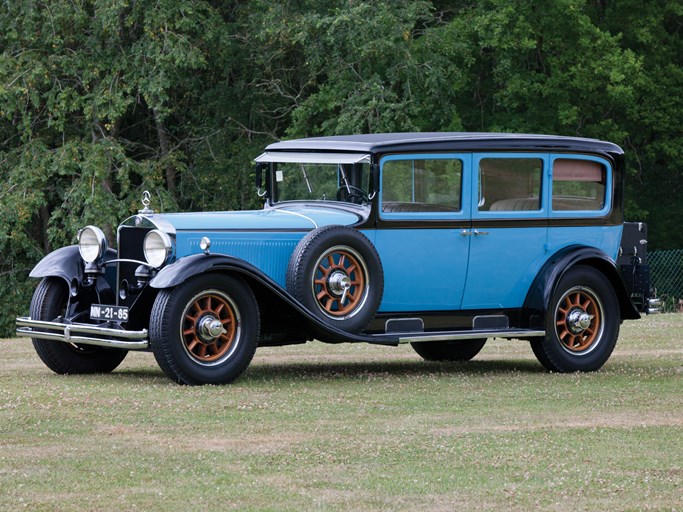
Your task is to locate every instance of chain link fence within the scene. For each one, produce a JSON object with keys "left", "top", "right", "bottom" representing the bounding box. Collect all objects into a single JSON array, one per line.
[{"left": 649, "top": 249, "right": 683, "bottom": 313}]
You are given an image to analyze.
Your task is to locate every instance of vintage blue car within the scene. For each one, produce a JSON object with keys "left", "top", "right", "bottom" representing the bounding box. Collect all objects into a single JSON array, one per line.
[{"left": 16, "top": 133, "right": 659, "bottom": 384}]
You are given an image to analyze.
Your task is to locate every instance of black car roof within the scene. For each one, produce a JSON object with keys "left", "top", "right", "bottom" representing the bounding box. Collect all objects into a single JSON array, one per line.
[{"left": 264, "top": 132, "right": 624, "bottom": 156}]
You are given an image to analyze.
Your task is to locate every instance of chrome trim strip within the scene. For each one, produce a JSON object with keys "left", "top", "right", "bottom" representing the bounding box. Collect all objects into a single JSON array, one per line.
[
  {"left": 396, "top": 329, "right": 546, "bottom": 344},
  {"left": 102, "top": 258, "right": 150, "bottom": 266},
  {"left": 15, "top": 317, "right": 148, "bottom": 350},
  {"left": 276, "top": 209, "right": 319, "bottom": 229}
]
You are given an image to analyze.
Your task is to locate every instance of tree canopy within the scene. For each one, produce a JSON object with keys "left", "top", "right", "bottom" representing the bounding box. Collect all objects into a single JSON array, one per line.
[{"left": 1, "top": 0, "right": 681, "bottom": 335}]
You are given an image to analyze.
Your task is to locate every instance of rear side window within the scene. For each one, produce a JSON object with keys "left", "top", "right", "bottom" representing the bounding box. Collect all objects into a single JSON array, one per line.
[
  {"left": 382, "top": 158, "right": 462, "bottom": 213},
  {"left": 552, "top": 159, "right": 606, "bottom": 211},
  {"left": 478, "top": 158, "right": 543, "bottom": 212}
]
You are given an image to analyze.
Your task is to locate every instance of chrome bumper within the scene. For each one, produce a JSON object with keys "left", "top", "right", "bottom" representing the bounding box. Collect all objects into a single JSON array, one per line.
[
  {"left": 646, "top": 297, "right": 662, "bottom": 315},
  {"left": 16, "top": 317, "right": 149, "bottom": 350}
]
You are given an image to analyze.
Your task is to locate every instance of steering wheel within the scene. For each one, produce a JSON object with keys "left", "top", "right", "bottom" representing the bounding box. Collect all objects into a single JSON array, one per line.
[{"left": 336, "top": 185, "right": 368, "bottom": 205}]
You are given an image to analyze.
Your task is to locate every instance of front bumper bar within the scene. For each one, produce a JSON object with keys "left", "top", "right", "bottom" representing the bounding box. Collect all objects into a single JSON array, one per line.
[{"left": 16, "top": 317, "right": 149, "bottom": 350}]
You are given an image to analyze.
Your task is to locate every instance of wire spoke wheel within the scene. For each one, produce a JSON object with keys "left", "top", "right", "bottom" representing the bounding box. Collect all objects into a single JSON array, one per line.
[
  {"left": 181, "top": 290, "right": 240, "bottom": 366},
  {"left": 312, "top": 246, "right": 368, "bottom": 318}
]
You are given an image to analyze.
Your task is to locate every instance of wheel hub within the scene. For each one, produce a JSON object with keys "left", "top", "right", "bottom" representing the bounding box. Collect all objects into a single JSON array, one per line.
[
  {"left": 328, "top": 271, "right": 351, "bottom": 296},
  {"left": 567, "top": 308, "right": 594, "bottom": 334},
  {"left": 198, "top": 315, "right": 226, "bottom": 342}
]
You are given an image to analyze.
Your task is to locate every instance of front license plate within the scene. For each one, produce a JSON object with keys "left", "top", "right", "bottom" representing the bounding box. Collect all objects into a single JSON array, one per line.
[{"left": 90, "top": 304, "right": 129, "bottom": 322}]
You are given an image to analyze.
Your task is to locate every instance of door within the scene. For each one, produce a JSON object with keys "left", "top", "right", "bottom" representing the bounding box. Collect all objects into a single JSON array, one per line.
[
  {"left": 461, "top": 153, "right": 550, "bottom": 309},
  {"left": 374, "top": 154, "right": 472, "bottom": 312}
]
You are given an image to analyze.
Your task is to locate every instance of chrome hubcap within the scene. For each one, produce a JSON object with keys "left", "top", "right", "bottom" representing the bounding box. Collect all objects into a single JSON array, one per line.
[
  {"left": 328, "top": 271, "right": 351, "bottom": 296},
  {"left": 198, "top": 316, "right": 226, "bottom": 342},
  {"left": 567, "top": 309, "right": 594, "bottom": 334}
]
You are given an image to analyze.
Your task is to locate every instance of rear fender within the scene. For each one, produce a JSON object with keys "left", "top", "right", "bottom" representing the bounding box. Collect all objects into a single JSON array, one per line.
[{"left": 524, "top": 245, "right": 640, "bottom": 321}]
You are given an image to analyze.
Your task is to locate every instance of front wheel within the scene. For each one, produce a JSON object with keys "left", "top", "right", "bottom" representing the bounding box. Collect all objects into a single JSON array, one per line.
[
  {"left": 30, "top": 277, "right": 128, "bottom": 374},
  {"left": 531, "top": 265, "right": 620, "bottom": 372},
  {"left": 149, "top": 273, "right": 260, "bottom": 385}
]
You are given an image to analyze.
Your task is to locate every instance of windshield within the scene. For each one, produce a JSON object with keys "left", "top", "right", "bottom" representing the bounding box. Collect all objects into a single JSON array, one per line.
[{"left": 271, "top": 162, "right": 370, "bottom": 204}]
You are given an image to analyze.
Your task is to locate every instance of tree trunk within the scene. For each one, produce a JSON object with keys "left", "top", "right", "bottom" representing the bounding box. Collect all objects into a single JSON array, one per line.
[{"left": 153, "top": 109, "right": 176, "bottom": 195}]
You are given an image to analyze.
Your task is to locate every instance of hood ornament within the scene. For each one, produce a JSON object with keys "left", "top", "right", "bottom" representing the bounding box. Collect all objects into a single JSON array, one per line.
[{"left": 138, "top": 190, "right": 154, "bottom": 215}]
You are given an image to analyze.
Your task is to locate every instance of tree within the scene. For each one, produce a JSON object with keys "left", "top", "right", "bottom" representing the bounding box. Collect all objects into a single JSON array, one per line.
[{"left": 1, "top": 0, "right": 682, "bottom": 336}]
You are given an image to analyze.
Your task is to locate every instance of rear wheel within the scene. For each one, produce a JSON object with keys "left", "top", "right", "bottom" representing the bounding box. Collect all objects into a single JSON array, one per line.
[
  {"left": 411, "top": 339, "right": 487, "bottom": 362},
  {"left": 30, "top": 277, "right": 128, "bottom": 374},
  {"left": 531, "top": 266, "right": 619, "bottom": 372},
  {"left": 150, "top": 274, "right": 259, "bottom": 385}
]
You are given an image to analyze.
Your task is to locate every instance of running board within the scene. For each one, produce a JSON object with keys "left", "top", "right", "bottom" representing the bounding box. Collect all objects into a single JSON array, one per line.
[{"left": 387, "top": 329, "right": 546, "bottom": 344}]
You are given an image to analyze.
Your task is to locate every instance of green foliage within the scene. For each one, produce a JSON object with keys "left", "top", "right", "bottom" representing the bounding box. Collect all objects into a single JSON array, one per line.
[{"left": 1, "top": 0, "right": 682, "bottom": 335}]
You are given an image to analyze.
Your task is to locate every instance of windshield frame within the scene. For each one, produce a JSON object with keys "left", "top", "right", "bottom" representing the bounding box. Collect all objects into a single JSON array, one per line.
[{"left": 255, "top": 151, "right": 373, "bottom": 206}]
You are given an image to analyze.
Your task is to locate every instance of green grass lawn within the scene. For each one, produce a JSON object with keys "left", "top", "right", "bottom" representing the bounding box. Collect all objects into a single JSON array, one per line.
[{"left": 1, "top": 314, "right": 682, "bottom": 511}]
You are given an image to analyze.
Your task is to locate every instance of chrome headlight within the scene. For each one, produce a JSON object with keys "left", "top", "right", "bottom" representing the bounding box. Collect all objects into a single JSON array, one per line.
[
  {"left": 77, "top": 226, "right": 108, "bottom": 263},
  {"left": 143, "top": 230, "right": 174, "bottom": 268}
]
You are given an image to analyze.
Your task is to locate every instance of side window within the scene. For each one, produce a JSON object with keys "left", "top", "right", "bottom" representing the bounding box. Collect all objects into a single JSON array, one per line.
[
  {"left": 382, "top": 158, "right": 462, "bottom": 213},
  {"left": 552, "top": 159, "right": 606, "bottom": 211},
  {"left": 478, "top": 158, "right": 543, "bottom": 212}
]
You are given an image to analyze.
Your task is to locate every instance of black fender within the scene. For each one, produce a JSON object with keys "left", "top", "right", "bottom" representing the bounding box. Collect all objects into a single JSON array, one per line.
[
  {"left": 29, "top": 245, "right": 118, "bottom": 300},
  {"left": 149, "top": 253, "right": 399, "bottom": 346},
  {"left": 524, "top": 245, "right": 640, "bottom": 321},
  {"left": 30, "top": 245, "right": 84, "bottom": 284}
]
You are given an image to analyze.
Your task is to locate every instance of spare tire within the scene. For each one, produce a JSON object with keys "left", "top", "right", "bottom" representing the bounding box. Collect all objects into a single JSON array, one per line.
[{"left": 286, "top": 225, "right": 383, "bottom": 333}]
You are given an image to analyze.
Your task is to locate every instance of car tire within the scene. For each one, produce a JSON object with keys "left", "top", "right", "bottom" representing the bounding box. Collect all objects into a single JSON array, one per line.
[
  {"left": 411, "top": 339, "right": 487, "bottom": 361},
  {"left": 30, "top": 277, "right": 128, "bottom": 374},
  {"left": 149, "top": 273, "right": 259, "bottom": 385},
  {"left": 531, "top": 265, "right": 619, "bottom": 372},
  {"left": 286, "top": 225, "right": 383, "bottom": 333}
]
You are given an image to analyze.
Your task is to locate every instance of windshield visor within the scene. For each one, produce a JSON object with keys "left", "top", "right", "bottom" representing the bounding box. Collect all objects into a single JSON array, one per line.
[{"left": 255, "top": 153, "right": 371, "bottom": 204}]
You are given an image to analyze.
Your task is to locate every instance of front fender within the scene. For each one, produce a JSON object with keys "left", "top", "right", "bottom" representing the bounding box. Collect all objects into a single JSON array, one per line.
[
  {"left": 150, "top": 254, "right": 398, "bottom": 346},
  {"left": 524, "top": 245, "right": 640, "bottom": 320},
  {"left": 29, "top": 245, "right": 84, "bottom": 284},
  {"left": 29, "top": 245, "right": 117, "bottom": 305}
]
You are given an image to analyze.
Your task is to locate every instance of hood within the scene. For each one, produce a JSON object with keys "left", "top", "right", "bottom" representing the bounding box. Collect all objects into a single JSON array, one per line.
[{"left": 148, "top": 204, "right": 365, "bottom": 232}]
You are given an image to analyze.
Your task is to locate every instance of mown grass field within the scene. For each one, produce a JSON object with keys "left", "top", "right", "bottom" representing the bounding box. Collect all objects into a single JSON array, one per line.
[{"left": 1, "top": 314, "right": 682, "bottom": 511}]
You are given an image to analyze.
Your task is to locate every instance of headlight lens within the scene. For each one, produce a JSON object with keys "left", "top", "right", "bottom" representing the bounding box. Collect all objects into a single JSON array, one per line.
[
  {"left": 77, "top": 226, "right": 108, "bottom": 263},
  {"left": 143, "top": 230, "right": 173, "bottom": 268}
]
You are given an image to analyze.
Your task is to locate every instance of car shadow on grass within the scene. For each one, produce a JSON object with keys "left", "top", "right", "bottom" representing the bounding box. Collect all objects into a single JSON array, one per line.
[
  {"left": 105, "top": 358, "right": 546, "bottom": 386},
  {"left": 243, "top": 358, "right": 547, "bottom": 383}
]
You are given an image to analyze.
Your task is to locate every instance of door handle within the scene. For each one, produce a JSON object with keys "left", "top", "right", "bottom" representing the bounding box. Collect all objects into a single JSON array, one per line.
[{"left": 460, "top": 229, "right": 489, "bottom": 237}]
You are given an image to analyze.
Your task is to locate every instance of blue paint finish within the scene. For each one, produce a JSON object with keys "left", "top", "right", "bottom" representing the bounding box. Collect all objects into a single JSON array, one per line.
[
  {"left": 375, "top": 153, "right": 472, "bottom": 311},
  {"left": 152, "top": 204, "right": 363, "bottom": 287},
  {"left": 547, "top": 225, "right": 623, "bottom": 261},
  {"left": 175, "top": 232, "right": 303, "bottom": 287},
  {"left": 460, "top": 153, "right": 550, "bottom": 308},
  {"left": 462, "top": 227, "right": 548, "bottom": 309},
  {"left": 373, "top": 229, "right": 470, "bottom": 312}
]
